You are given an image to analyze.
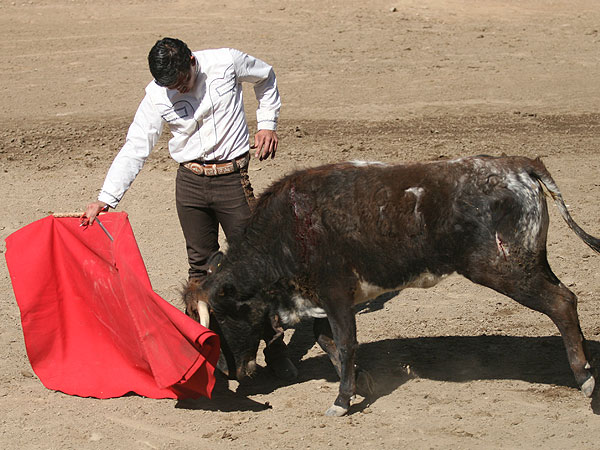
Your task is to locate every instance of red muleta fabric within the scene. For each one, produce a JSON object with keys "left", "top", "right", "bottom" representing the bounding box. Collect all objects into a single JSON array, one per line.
[{"left": 5, "top": 212, "right": 220, "bottom": 399}]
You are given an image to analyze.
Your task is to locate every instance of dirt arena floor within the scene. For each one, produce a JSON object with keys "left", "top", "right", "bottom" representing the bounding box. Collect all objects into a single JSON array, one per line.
[{"left": 2, "top": 0, "right": 600, "bottom": 448}]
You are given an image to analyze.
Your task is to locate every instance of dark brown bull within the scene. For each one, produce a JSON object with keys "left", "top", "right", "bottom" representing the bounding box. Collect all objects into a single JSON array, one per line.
[{"left": 185, "top": 155, "right": 599, "bottom": 416}]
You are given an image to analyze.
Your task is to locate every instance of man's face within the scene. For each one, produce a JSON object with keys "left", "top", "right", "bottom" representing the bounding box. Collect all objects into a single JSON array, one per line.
[{"left": 167, "top": 56, "right": 198, "bottom": 94}]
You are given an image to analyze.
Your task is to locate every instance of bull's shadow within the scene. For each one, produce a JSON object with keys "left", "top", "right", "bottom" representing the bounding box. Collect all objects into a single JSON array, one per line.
[
  {"left": 230, "top": 319, "right": 600, "bottom": 413},
  {"left": 175, "top": 375, "right": 273, "bottom": 413}
]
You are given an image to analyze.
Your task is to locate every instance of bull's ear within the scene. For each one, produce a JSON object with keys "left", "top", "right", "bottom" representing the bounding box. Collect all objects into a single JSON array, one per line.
[{"left": 207, "top": 251, "right": 224, "bottom": 275}]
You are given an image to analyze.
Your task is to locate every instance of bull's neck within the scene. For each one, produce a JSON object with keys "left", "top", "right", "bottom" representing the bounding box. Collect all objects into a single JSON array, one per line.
[{"left": 226, "top": 252, "right": 285, "bottom": 297}]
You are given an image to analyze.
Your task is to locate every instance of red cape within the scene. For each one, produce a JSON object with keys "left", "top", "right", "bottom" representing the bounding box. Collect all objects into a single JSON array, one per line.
[{"left": 5, "top": 212, "right": 219, "bottom": 399}]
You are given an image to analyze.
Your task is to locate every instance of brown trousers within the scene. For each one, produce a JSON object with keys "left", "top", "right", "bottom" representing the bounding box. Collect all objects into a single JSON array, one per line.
[
  {"left": 175, "top": 162, "right": 286, "bottom": 363},
  {"left": 176, "top": 163, "right": 256, "bottom": 280}
]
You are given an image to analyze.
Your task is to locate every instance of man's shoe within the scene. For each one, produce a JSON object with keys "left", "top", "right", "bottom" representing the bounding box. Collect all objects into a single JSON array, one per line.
[{"left": 268, "top": 356, "right": 298, "bottom": 381}]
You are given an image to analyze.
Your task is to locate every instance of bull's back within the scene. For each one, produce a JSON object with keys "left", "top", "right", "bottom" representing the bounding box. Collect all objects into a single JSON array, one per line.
[{"left": 249, "top": 156, "right": 548, "bottom": 289}]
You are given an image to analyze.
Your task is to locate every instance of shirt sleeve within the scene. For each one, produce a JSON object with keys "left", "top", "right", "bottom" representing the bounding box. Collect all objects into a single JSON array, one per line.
[
  {"left": 98, "top": 94, "right": 164, "bottom": 208},
  {"left": 229, "top": 48, "right": 281, "bottom": 131}
]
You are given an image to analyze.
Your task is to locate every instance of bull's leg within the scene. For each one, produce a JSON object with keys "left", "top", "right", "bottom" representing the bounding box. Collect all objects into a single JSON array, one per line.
[
  {"left": 313, "top": 317, "right": 342, "bottom": 376},
  {"left": 468, "top": 261, "right": 594, "bottom": 397},
  {"left": 529, "top": 281, "right": 594, "bottom": 396},
  {"left": 313, "top": 318, "right": 375, "bottom": 398},
  {"left": 262, "top": 321, "right": 298, "bottom": 381},
  {"left": 318, "top": 305, "right": 358, "bottom": 417}
]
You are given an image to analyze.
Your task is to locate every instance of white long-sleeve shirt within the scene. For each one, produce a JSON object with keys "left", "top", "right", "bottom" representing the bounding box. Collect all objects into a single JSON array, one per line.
[{"left": 98, "top": 48, "right": 281, "bottom": 208}]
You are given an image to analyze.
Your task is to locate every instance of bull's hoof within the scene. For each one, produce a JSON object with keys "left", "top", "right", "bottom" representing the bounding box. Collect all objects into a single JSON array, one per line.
[
  {"left": 325, "top": 405, "right": 348, "bottom": 417},
  {"left": 356, "top": 369, "right": 375, "bottom": 397},
  {"left": 581, "top": 375, "right": 595, "bottom": 398}
]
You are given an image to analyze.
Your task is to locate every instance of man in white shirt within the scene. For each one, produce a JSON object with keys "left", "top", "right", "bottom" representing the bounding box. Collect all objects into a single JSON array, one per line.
[{"left": 81, "top": 37, "right": 296, "bottom": 380}]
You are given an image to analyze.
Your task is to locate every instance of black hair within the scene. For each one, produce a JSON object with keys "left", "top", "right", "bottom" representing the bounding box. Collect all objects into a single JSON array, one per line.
[{"left": 148, "top": 37, "right": 192, "bottom": 87}]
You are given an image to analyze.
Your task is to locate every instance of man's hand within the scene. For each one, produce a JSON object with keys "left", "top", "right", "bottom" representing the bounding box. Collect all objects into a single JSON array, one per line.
[
  {"left": 80, "top": 201, "right": 108, "bottom": 226},
  {"left": 253, "top": 129, "right": 278, "bottom": 161}
]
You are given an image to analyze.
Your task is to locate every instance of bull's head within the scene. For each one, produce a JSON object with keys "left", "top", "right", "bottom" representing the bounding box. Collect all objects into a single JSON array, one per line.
[
  {"left": 207, "top": 280, "right": 270, "bottom": 380},
  {"left": 182, "top": 252, "right": 274, "bottom": 381},
  {"left": 182, "top": 252, "right": 240, "bottom": 379}
]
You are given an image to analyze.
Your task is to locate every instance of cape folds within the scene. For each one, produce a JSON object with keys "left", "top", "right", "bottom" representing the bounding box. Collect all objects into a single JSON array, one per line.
[{"left": 5, "top": 212, "right": 219, "bottom": 399}]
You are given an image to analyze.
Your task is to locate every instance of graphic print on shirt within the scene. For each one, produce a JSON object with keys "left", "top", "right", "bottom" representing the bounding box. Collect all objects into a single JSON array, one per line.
[
  {"left": 213, "top": 71, "right": 236, "bottom": 97},
  {"left": 156, "top": 96, "right": 202, "bottom": 152},
  {"left": 207, "top": 64, "right": 238, "bottom": 149},
  {"left": 161, "top": 100, "right": 196, "bottom": 123}
]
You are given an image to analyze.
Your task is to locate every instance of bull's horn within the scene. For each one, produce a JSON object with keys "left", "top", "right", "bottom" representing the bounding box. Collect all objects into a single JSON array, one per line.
[{"left": 198, "top": 301, "right": 210, "bottom": 328}]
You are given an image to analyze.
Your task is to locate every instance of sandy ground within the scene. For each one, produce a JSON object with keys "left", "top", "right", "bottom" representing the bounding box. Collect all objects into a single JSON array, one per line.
[{"left": 2, "top": 0, "right": 600, "bottom": 448}]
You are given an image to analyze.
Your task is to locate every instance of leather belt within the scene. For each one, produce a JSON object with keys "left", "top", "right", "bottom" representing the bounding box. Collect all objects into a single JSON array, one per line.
[{"left": 182, "top": 152, "right": 250, "bottom": 176}]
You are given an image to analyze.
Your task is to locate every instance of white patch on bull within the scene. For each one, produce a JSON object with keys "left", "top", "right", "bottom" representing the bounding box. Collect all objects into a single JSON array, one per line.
[
  {"left": 405, "top": 187, "right": 425, "bottom": 217},
  {"left": 278, "top": 294, "right": 327, "bottom": 325},
  {"left": 281, "top": 244, "right": 293, "bottom": 258},
  {"left": 406, "top": 187, "right": 424, "bottom": 197},
  {"left": 350, "top": 160, "right": 388, "bottom": 167},
  {"left": 446, "top": 156, "right": 469, "bottom": 165},
  {"left": 504, "top": 171, "right": 544, "bottom": 249},
  {"left": 378, "top": 205, "right": 386, "bottom": 223},
  {"left": 470, "top": 157, "right": 489, "bottom": 170},
  {"left": 353, "top": 271, "right": 447, "bottom": 305}
]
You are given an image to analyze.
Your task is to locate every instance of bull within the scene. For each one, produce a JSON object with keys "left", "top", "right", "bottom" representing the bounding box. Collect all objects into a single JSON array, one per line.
[{"left": 185, "top": 155, "right": 599, "bottom": 416}]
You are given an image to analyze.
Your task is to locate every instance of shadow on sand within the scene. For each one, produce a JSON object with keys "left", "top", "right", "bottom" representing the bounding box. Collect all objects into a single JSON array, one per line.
[{"left": 177, "top": 317, "right": 600, "bottom": 414}]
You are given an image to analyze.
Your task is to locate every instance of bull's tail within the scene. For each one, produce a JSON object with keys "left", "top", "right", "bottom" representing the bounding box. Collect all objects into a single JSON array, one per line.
[{"left": 528, "top": 157, "right": 600, "bottom": 253}]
